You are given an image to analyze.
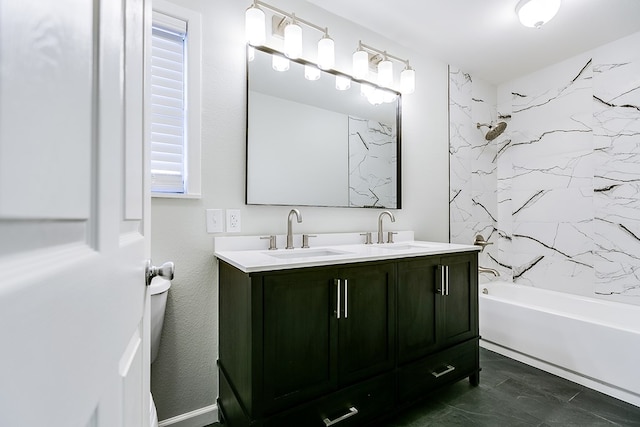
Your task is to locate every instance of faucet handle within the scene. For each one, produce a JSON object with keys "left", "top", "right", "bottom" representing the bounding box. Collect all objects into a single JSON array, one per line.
[
  {"left": 387, "top": 231, "right": 398, "bottom": 244},
  {"left": 474, "top": 234, "right": 493, "bottom": 252},
  {"left": 360, "top": 232, "right": 373, "bottom": 245},
  {"left": 302, "top": 234, "right": 316, "bottom": 249},
  {"left": 260, "top": 235, "right": 278, "bottom": 250}
]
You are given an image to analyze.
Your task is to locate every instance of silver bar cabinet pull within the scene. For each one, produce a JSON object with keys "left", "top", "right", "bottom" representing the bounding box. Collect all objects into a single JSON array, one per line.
[
  {"left": 344, "top": 279, "right": 348, "bottom": 319},
  {"left": 334, "top": 279, "right": 341, "bottom": 319},
  {"left": 432, "top": 365, "right": 456, "bottom": 378},
  {"left": 323, "top": 406, "right": 359, "bottom": 426}
]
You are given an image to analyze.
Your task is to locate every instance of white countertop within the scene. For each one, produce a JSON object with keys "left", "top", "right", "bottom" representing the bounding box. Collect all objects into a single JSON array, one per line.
[{"left": 214, "top": 232, "right": 479, "bottom": 273}]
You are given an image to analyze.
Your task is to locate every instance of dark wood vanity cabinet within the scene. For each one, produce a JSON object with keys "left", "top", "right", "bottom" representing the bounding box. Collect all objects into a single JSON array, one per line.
[
  {"left": 396, "top": 253, "right": 479, "bottom": 402},
  {"left": 218, "top": 251, "right": 478, "bottom": 427}
]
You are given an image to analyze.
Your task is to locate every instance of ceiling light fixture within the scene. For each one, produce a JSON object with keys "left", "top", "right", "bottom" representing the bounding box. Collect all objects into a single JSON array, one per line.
[{"left": 515, "top": 0, "right": 561, "bottom": 29}]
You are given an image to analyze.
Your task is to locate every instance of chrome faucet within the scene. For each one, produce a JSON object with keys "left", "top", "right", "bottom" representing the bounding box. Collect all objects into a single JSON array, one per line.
[
  {"left": 377, "top": 210, "right": 395, "bottom": 244},
  {"left": 479, "top": 266, "right": 500, "bottom": 277},
  {"left": 286, "top": 209, "right": 302, "bottom": 249}
]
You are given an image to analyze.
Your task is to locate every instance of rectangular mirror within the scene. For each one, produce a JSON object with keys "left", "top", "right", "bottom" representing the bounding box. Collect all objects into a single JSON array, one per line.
[{"left": 246, "top": 46, "right": 402, "bottom": 208}]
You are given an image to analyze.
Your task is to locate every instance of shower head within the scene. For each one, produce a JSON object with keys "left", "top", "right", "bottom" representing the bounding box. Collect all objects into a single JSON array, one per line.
[{"left": 476, "top": 121, "right": 507, "bottom": 141}]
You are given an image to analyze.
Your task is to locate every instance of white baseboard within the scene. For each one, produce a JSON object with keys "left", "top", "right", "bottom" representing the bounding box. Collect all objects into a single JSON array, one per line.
[{"left": 158, "top": 404, "right": 218, "bottom": 427}]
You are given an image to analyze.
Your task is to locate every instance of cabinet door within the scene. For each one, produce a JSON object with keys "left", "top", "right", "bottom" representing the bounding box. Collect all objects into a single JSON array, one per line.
[
  {"left": 337, "top": 263, "right": 396, "bottom": 385},
  {"left": 262, "top": 269, "right": 338, "bottom": 414},
  {"left": 438, "top": 253, "right": 478, "bottom": 348},
  {"left": 396, "top": 257, "right": 440, "bottom": 364}
]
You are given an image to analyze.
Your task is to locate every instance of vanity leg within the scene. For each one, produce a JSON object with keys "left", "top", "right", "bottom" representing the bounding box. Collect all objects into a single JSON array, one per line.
[{"left": 469, "top": 371, "right": 480, "bottom": 386}]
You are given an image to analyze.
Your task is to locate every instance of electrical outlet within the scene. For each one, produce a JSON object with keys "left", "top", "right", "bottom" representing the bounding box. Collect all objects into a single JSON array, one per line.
[
  {"left": 206, "top": 209, "right": 224, "bottom": 233},
  {"left": 226, "top": 209, "right": 241, "bottom": 233}
]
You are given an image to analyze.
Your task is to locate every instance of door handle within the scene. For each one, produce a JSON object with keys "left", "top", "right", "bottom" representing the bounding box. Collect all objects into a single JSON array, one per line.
[{"left": 145, "top": 260, "right": 174, "bottom": 286}]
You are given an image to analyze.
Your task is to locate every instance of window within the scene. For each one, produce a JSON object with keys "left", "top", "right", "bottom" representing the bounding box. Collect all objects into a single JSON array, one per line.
[{"left": 150, "top": 1, "right": 201, "bottom": 197}]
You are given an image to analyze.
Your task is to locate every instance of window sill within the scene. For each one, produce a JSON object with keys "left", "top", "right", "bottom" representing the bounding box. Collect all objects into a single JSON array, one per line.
[{"left": 152, "top": 192, "right": 201, "bottom": 200}]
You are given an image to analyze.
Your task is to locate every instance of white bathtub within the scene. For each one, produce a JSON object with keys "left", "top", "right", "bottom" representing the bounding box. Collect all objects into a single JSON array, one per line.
[{"left": 479, "top": 281, "right": 640, "bottom": 407}]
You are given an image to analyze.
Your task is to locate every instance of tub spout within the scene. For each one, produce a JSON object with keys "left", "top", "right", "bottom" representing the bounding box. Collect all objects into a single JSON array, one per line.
[{"left": 479, "top": 266, "right": 500, "bottom": 277}]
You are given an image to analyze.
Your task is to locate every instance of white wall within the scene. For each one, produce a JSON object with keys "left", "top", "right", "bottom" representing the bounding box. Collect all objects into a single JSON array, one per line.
[{"left": 150, "top": 0, "right": 451, "bottom": 422}]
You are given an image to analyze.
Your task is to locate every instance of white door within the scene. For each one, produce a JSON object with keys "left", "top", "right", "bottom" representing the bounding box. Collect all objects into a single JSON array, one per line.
[{"left": 0, "top": 0, "right": 152, "bottom": 426}]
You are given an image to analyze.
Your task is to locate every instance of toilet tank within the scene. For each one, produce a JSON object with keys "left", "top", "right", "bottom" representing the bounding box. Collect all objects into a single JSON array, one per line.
[{"left": 150, "top": 277, "right": 171, "bottom": 364}]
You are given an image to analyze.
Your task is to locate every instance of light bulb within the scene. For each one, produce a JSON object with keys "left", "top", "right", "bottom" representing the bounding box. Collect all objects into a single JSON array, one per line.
[
  {"left": 304, "top": 64, "right": 320, "bottom": 81},
  {"left": 336, "top": 75, "right": 351, "bottom": 91},
  {"left": 378, "top": 58, "right": 393, "bottom": 88},
  {"left": 515, "top": 0, "right": 561, "bottom": 28},
  {"left": 400, "top": 66, "right": 415, "bottom": 94},
  {"left": 382, "top": 90, "right": 397, "bottom": 104},
  {"left": 317, "top": 34, "right": 335, "bottom": 70},
  {"left": 272, "top": 54, "right": 289, "bottom": 72},
  {"left": 283, "top": 22, "right": 302, "bottom": 59},
  {"left": 245, "top": 5, "right": 265, "bottom": 46},
  {"left": 353, "top": 49, "right": 369, "bottom": 80},
  {"left": 367, "top": 88, "right": 384, "bottom": 105},
  {"left": 360, "top": 82, "right": 374, "bottom": 98}
]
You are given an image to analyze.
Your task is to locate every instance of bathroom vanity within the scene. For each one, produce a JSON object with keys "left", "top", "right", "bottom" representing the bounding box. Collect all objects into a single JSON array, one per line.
[{"left": 215, "top": 233, "right": 479, "bottom": 426}]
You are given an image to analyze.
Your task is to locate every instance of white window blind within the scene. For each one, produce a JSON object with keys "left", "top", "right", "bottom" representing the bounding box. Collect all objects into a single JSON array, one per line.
[{"left": 151, "top": 12, "right": 187, "bottom": 193}]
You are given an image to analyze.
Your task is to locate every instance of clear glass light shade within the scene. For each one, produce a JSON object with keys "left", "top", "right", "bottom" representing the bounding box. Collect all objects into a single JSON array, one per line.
[
  {"left": 283, "top": 23, "right": 302, "bottom": 58},
  {"left": 335, "top": 75, "right": 351, "bottom": 91},
  {"left": 515, "top": 0, "right": 561, "bottom": 28},
  {"left": 245, "top": 6, "right": 266, "bottom": 45},
  {"left": 304, "top": 64, "right": 321, "bottom": 81},
  {"left": 247, "top": 45, "right": 255, "bottom": 62},
  {"left": 272, "top": 54, "right": 290, "bottom": 72},
  {"left": 317, "top": 36, "right": 335, "bottom": 70},
  {"left": 352, "top": 50, "right": 369, "bottom": 80},
  {"left": 400, "top": 67, "right": 415, "bottom": 94},
  {"left": 378, "top": 59, "right": 393, "bottom": 88}
]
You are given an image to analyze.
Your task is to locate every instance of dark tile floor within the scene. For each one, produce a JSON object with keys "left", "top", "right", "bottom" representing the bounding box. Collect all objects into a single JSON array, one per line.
[{"left": 209, "top": 348, "right": 640, "bottom": 426}]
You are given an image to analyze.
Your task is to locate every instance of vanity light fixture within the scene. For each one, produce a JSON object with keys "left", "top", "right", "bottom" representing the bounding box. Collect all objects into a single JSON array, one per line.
[
  {"left": 352, "top": 47, "right": 369, "bottom": 80},
  {"left": 400, "top": 63, "right": 415, "bottom": 95},
  {"left": 245, "top": 1, "right": 266, "bottom": 46},
  {"left": 353, "top": 41, "right": 416, "bottom": 94},
  {"left": 317, "top": 30, "right": 335, "bottom": 70},
  {"left": 245, "top": 1, "right": 335, "bottom": 69},
  {"left": 377, "top": 55, "right": 393, "bottom": 88},
  {"left": 515, "top": 0, "right": 561, "bottom": 29},
  {"left": 335, "top": 75, "right": 351, "bottom": 91},
  {"left": 304, "top": 64, "right": 321, "bottom": 81},
  {"left": 272, "top": 53, "right": 289, "bottom": 72},
  {"left": 283, "top": 15, "right": 302, "bottom": 58}
]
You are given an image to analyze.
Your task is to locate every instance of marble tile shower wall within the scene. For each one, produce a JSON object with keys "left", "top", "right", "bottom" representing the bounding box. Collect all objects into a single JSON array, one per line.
[
  {"left": 449, "top": 32, "right": 640, "bottom": 303},
  {"left": 449, "top": 66, "right": 500, "bottom": 277}
]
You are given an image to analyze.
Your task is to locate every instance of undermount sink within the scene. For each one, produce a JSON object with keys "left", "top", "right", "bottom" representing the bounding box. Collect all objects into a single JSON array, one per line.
[
  {"left": 379, "top": 243, "right": 440, "bottom": 251},
  {"left": 267, "top": 249, "right": 350, "bottom": 259}
]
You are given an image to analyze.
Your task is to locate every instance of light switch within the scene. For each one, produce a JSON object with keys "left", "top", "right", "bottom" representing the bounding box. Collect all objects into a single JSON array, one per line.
[{"left": 206, "top": 209, "right": 224, "bottom": 233}]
